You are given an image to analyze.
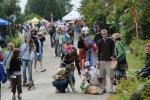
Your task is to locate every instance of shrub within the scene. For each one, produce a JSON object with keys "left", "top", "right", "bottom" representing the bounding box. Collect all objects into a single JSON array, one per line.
[
  {"left": 116, "top": 72, "right": 150, "bottom": 100},
  {"left": 116, "top": 72, "right": 140, "bottom": 100},
  {"left": 129, "top": 38, "right": 150, "bottom": 60},
  {"left": 5, "top": 35, "right": 22, "bottom": 48}
]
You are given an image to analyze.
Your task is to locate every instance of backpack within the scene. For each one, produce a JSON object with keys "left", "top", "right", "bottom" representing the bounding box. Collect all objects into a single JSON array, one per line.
[
  {"left": 84, "top": 37, "right": 94, "bottom": 49},
  {"left": 0, "top": 64, "right": 7, "bottom": 83}
]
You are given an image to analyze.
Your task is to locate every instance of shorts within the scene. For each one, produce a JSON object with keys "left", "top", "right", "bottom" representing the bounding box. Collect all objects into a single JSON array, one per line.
[
  {"left": 98, "top": 61, "right": 113, "bottom": 78},
  {"left": 34, "top": 52, "right": 43, "bottom": 61}
]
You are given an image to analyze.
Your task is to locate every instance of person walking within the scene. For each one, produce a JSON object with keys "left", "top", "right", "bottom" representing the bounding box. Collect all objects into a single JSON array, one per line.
[
  {"left": 20, "top": 35, "right": 35, "bottom": 86},
  {"left": 97, "top": 29, "right": 115, "bottom": 93},
  {"left": 84, "top": 34, "right": 96, "bottom": 66},
  {"left": 77, "top": 35, "right": 86, "bottom": 69},
  {"left": 54, "top": 28, "right": 61, "bottom": 57},
  {"left": 3, "top": 43, "right": 14, "bottom": 88},
  {"left": 81, "top": 24, "right": 89, "bottom": 36},
  {"left": 9, "top": 49, "right": 22, "bottom": 100},
  {"left": 33, "top": 32, "right": 46, "bottom": 72},
  {"left": 113, "top": 33, "right": 127, "bottom": 81},
  {"left": 49, "top": 26, "right": 56, "bottom": 48}
]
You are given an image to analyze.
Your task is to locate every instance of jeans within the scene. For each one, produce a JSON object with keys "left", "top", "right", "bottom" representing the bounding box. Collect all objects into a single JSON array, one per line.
[
  {"left": 50, "top": 33, "right": 55, "bottom": 48},
  {"left": 70, "top": 36, "right": 74, "bottom": 45},
  {"left": 55, "top": 40, "right": 60, "bottom": 56},
  {"left": 61, "top": 43, "right": 65, "bottom": 54},
  {"left": 86, "top": 48, "right": 93, "bottom": 65},
  {"left": 22, "top": 59, "right": 32, "bottom": 83},
  {"left": 52, "top": 79, "right": 69, "bottom": 92}
]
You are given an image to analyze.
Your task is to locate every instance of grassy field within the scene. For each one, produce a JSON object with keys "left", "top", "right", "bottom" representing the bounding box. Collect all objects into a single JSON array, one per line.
[{"left": 126, "top": 50, "right": 144, "bottom": 70}]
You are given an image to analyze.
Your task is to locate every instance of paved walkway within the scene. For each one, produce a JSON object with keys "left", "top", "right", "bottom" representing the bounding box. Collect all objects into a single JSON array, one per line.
[{"left": 1, "top": 35, "right": 110, "bottom": 100}]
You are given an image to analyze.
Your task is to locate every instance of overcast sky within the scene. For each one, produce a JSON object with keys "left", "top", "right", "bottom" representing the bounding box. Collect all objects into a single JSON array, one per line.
[{"left": 19, "top": 0, "right": 81, "bottom": 13}]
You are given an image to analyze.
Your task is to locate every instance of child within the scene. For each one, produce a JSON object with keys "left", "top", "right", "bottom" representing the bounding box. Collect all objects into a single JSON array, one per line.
[
  {"left": 9, "top": 49, "right": 22, "bottom": 100},
  {"left": 80, "top": 62, "right": 102, "bottom": 95}
]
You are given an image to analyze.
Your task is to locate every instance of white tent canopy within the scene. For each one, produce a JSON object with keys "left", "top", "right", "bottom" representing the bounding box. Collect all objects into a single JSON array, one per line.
[{"left": 62, "top": 10, "right": 81, "bottom": 21}]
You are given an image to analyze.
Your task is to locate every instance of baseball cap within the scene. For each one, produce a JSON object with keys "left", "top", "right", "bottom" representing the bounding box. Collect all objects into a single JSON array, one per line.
[{"left": 84, "top": 61, "right": 91, "bottom": 68}]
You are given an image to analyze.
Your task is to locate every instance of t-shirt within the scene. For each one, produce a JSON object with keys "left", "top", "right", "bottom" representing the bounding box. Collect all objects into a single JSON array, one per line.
[
  {"left": 98, "top": 38, "right": 115, "bottom": 61},
  {"left": 20, "top": 43, "right": 31, "bottom": 60},
  {"left": 81, "top": 27, "right": 89, "bottom": 35}
]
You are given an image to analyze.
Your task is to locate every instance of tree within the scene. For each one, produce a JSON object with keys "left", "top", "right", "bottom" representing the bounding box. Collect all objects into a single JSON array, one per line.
[
  {"left": 25, "top": 0, "right": 71, "bottom": 21},
  {"left": 80, "top": 0, "right": 150, "bottom": 41},
  {"left": 0, "top": 0, "right": 22, "bottom": 23}
]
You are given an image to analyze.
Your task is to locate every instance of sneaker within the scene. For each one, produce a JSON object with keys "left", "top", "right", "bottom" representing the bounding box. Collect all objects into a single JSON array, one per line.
[
  {"left": 17, "top": 95, "right": 22, "bottom": 100},
  {"left": 66, "top": 87, "right": 70, "bottom": 92},
  {"left": 12, "top": 95, "right": 16, "bottom": 100}
]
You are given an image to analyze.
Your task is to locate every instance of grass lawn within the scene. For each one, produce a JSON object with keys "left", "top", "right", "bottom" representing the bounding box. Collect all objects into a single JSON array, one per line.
[{"left": 126, "top": 50, "right": 144, "bottom": 70}]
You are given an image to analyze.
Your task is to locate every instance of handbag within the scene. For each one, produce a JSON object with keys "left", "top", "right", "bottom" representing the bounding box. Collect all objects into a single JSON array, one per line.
[{"left": 117, "top": 56, "right": 127, "bottom": 64}]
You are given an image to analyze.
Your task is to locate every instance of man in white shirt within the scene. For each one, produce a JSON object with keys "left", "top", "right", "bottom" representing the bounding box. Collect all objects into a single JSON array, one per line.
[{"left": 81, "top": 24, "right": 89, "bottom": 35}]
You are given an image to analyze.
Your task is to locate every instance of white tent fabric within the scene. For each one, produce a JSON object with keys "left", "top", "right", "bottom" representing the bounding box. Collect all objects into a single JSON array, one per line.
[{"left": 62, "top": 10, "right": 81, "bottom": 21}]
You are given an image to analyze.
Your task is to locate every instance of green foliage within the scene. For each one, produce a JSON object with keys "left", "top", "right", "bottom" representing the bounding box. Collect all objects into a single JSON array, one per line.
[
  {"left": 25, "top": 0, "right": 70, "bottom": 21},
  {"left": 126, "top": 51, "right": 144, "bottom": 69},
  {"left": 116, "top": 72, "right": 150, "bottom": 100},
  {"left": 116, "top": 72, "right": 140, "bottom": 100},
  {"left": 137, "top": 0, "right": 150, "bottom": 39},
  {"left": 80, "top": 0, "right": 150, "bottom": 43},
  {"left": 0, "top": 0, "right": 24, "bottom": 34},
  {"left": 5, "top": 36, "right": 22, "bottom": 48},
  {"left": 0, "top": 0, "right": 21, "bottom": 20},
  {"left": 141, "top": 80, "right": 150, "bottom": 100},
  {"left": 129, "top": 38, "right": 150, "bottom": 60},
  {"left": 80, "top": 0, "right": 107, "bottom": 29}
]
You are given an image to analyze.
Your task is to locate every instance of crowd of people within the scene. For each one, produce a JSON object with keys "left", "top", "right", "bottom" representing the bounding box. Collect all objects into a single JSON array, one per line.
[
  {"left": 50, "top": 21, "right": 129, "bottom": 94},
  {"left": 50, "top": 22, "right": 149, "bottom": 96},
  {"left": 0, "top": 19, "right": 149, "bottom": 100},
  {"left": 0, "top": 21, "right": 48, "bottom": 100}
]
